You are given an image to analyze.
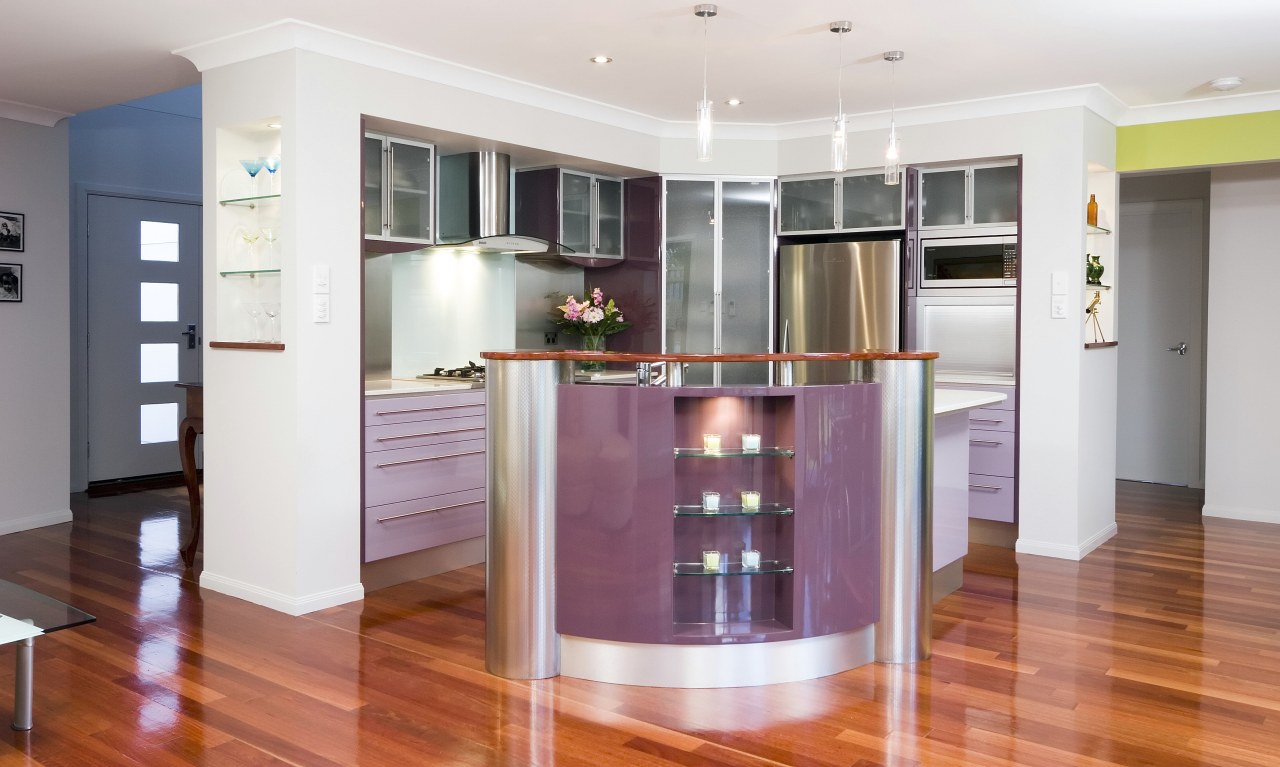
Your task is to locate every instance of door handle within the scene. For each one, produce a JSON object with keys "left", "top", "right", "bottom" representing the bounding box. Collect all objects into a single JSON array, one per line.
[
  {"left": 1167, "top": 341, "right": 1187, "bottom": 356},
  {"left": 181, "top": 323, "right": 198, "bottom": 350}
]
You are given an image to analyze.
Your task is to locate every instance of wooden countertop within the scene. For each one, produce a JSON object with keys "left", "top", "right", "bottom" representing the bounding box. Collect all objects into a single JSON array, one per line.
[{"left": 481, "top": 351, "right": 939, "bottom": 362}]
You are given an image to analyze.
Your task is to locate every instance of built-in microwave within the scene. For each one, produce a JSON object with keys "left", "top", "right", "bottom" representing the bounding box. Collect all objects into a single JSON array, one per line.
[{"left": 919, "top": 235, "right": 1017, "bottom": 290}]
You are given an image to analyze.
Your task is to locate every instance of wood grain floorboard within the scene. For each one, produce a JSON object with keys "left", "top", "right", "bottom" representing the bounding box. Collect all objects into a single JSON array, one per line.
[{"left": 5, "top": 482, "right": 1280, "bottom": 764}]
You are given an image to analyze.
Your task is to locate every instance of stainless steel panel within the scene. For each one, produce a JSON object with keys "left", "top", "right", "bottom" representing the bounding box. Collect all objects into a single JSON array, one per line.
[
  {"left": 363, "top": 253, "right": 392, "bottom": 381},
  {"left": 486, "top": 359, "right": 560, "bottom": 679},
  {"left": 720, "top": 180, "right": 773, "bottom": 384},
  {"left": 914, "top": 297, "right": 1016, "bottom": 380},
  {"left": 663, "top": 179, "right": 716, "bottom": 384}
]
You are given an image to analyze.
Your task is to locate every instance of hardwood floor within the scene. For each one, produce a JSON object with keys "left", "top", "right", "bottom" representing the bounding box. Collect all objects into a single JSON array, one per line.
[{"left": 3, "top": 482, "right": 1279, "bottom": 765}]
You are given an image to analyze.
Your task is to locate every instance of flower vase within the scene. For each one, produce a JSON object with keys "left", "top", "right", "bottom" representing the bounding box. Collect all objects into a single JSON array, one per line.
[
  {"left": 1086, "top": 254, "right": 1104, "bottom": 286},
  {"left": 579, "top": 334, "right": 606, "bottom": 373}
]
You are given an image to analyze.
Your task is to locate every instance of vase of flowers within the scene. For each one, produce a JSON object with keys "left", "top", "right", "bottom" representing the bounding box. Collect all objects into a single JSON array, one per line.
[{"left": 554, "top": 287, "right": 631, "bottom": 372}]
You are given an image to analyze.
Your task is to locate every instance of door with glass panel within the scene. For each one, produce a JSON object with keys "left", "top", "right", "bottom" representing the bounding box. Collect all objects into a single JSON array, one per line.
[{"left": 87, "top": 194, "right": 202, "bottom": 481}]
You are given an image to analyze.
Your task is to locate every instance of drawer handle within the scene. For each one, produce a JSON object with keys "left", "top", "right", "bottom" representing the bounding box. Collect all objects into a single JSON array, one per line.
[
  {"left": 377, "top": 499, "right": 483, "bottom": 522},
  {"left": 969, "top": 484, "right": 1003, "bottom": 492},
  {"left": 970, "top": 418, "right": 1005, "bottom": 424},
  {"left": 970, "top": 439, "right": 1004, "bottom": 446},
  {"left": 374, "top": 403, "right": 482, "bottom": 416},
  {"left": 376, "top": 426, "right": 484, "bottom": 441},
  {"left": 375, "top": 449, "right": 485, "bottom": 468}
]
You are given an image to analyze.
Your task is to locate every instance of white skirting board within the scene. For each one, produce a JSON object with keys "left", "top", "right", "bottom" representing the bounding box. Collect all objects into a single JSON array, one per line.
[
  {"left": 1203, "top": 504, "right": 1280, "bottom": 524},
  {"left": 1015, "top": 523, "right": 1118, "bottom": 561},
  {"left": 0, "top": 509, "right": 72, "bottom": 536},
  {"left": 199, "top": 572, "right": 365, "bottom": 616}
]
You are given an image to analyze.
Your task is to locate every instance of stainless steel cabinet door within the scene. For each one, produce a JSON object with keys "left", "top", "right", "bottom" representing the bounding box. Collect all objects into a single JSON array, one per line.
[
  {"left": 595, "top": 177, "right": 623, "bottom": 258},
  {"left": 719, "top": 180, "right": 772, "bottom": 385},
  {"left": 664, "top": 179, "right": 717, "bottom": 384}
]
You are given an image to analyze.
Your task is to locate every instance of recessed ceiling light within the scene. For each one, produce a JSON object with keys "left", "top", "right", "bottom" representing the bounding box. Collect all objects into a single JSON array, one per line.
[
  {"left": 1210, "top": 76, "right": 1244, "bottom": 91},
  {"left": 266, "top": 122, "right": 282, "bottom": 129},
  {"left": 725, "top": 98, "right": 743, "bottom": 106},
  {"left": 589, "top": 56, "right": 613, "bottom": 65}
]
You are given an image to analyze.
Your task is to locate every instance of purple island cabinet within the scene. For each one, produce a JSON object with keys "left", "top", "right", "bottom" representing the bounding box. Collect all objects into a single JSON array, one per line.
[{"left": 556, "top": 384, "right": 881, "bottom": 647}]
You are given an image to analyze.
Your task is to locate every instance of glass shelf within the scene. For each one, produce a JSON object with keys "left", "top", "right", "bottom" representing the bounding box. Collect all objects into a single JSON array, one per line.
[
  {"left": 673, "top": 504, "right": 793, "bottom": 517},
  {"left": 1087, "top": 224, "right": 1112, "bottom": 235},
  {"left": 673, "top": 561, "right": 793, "bottom": 577},
  {"left": 1085, "top": 283, "right": 1112, "bottom": 290},
  {"left": 218, "top": 193, "right": 282, "bottom": 207},
  {"left": 673, "top": 447, "right": 795, "bottom": 458},
  {"left": 219, "top": 268, "right": 281, "bottom": 277}
]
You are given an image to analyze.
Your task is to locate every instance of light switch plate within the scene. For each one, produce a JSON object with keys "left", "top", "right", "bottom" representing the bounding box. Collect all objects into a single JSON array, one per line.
[
  {"left": 312, "top": 265, "right": 331, "bottom": 294},
  {"left": 1050, "top": 296, "right": 1068, "bottom": 319},
  {"left": 312, "top": 295, "right": 330, "bottom": 323},
  {"left": 1051, "top": 270, "right": 1068, "bottom": 296}
]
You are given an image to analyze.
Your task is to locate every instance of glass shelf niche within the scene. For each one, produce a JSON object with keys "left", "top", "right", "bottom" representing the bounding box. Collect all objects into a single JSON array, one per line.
[
  {"left": 673, "top": 503, "right": 794, "bottom": 517},
  {"left": 219, "top": 268, "right": 282, "bottom": 278},
  {"left": 673, "top": 447, "right": 795, "bottom": 458},
  {"left": 674, "top": 561, "right": 794, "bottom": 577},
  {"left": 218, "top": 193, "right": 282, "bottom": 208}
]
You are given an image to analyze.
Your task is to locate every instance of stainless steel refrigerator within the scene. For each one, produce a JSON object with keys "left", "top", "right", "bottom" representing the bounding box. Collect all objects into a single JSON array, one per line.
[{"left": 777, "top": 240, "right": 902, "bottom": 384}]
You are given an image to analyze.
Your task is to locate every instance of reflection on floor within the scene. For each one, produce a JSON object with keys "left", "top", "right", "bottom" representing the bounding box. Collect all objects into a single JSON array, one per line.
[{"left": 5, "top": 481, "right": 1280, "bottom": 766}]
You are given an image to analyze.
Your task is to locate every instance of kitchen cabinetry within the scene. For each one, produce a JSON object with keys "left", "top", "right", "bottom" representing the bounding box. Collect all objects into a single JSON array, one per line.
[
  {"left": 363, "top": 132, "right": 435, "bottom": 246},
  {"left": 663, "top": 177, "right": 775, "bottom": 385},
  {"left": 940, "top": 383, "right": 1017, "bottom": 522},
  {"left": 919, "top": 161, "right": 1019, "bottom": 230},
  {"left": 213, "top": 121, "right": 284, "bottom": 349},
  {"left": 778, "top": 169, "right": 904, "bottom": 234},
  {"left": 515, "top": 168, "right": 623, "bottom": 260},
  {"left": 363, "top": 390, "right": 486, "bottom": 562}
]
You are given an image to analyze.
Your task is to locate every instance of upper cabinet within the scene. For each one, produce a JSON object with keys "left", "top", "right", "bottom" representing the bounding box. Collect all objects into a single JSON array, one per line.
[
  {"left": 363, "top": 132, "right": 435, "bottom": 245},
  {"left": 515, "top": 168, "right": 624, "bottom": 260},
  {"left": 778, "top": 169, "right": 903, "bottom": 235},
  {"left": 919, "top": 161, "right": 1019, "bottom": 230}
]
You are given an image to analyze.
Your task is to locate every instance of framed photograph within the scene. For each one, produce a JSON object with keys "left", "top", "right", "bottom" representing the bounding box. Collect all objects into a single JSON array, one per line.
[
  {"left": 0, "top": 212, "right": 22, "bottom": 252},
  {"left": 0, "top": 263, "right": 22, "bottom": 302}
]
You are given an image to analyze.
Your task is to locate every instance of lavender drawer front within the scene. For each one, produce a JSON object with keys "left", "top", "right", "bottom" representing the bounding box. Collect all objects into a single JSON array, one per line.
[
  {"left": 364, "top": 487, "right": 486, "bottom": 562},
  {"left": 968, "top": 474, "right": 1015, "bottom": 522},
  {"left": 364, "top": 415, "right": 486, "bottom": 452},
  {"left": 967, "top": 408, "right": 1015, "bottom": 433},
  {"left": 364, "top": 391, "right": 486, "bottom": 427},
  {"left": 969, "top": 429, "right": 1014, "bottom": 477},
  {"left": 364, "top": 438, "right": 486, "bottom": 507}
]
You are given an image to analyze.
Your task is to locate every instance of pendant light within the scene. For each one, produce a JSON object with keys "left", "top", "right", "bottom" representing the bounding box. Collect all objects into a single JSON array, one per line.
[
  {"left": 829, "top": 21, "right": 852, "bottom": 173},
  {"left": 883, "top": 50, "right": 904, "bottom": 185},
  {"left": 695, "top": 4, "right": 718, "bottom": 162}
]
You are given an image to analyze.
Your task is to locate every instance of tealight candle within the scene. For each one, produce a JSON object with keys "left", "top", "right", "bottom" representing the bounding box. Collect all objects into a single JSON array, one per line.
[
  {"left": 702, "top": 433, "right": 721, "bottom": 453},
  {"left": 741, "top": 550, "right": 761, "bottom": 570},
  {"left": 741, "top": 490, "right": 761, "bottom": 509},
  {"left": 741, "top": 433, "right": 761, "bottom": 453},
  {"left": 702, "top": 491, "right": 720, "bottom": 511},
  {"left": 702, "top": 550, "right": 722, "bottom": 571}
]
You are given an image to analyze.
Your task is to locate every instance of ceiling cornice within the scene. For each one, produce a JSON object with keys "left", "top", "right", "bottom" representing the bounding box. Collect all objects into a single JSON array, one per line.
[
  {"left": 0, "top": 98, "right": 72, "bottom": 127},
  {"left": 1118, "top": 90, "right": 1280, "bottom": 127}
]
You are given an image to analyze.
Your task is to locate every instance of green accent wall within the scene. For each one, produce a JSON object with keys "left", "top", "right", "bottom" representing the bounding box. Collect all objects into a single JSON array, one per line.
[{"left": 1118, "top": 111, "right": 1280, "bottom": 171}]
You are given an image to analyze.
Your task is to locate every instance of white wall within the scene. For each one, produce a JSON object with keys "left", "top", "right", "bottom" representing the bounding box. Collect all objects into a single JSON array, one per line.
[
  {"left": 0, "top": 117, "right": 71, "bottom": 534},
  {"left": 1204, "top": 163, "right": 1280, "bottom": 522}
]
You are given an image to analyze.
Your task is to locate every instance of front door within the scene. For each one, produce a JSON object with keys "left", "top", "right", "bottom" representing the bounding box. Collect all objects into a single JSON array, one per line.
[
  {"left": 87, "top": 194, "right": 202, "bottom": 482},
  {"left": 1116, "top": 199, "right": 1205, "bottom": 487}
]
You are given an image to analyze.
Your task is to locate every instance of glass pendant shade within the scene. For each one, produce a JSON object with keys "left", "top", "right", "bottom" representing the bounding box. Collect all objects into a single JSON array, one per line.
[
  {"left": 696, "top": 97, "right": 713, "bottom": 162},
  {"left": 884, "top": 127, "right": 901, "bottom": 185},
  {"left": 831, "top": 114, "right": 847, "bottom": 173}
]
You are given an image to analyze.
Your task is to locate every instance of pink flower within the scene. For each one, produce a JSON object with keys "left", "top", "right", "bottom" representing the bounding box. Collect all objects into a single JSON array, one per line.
[
  {"left": 592, "top": 287, "right": 603, "bottom": 306},
  {"left": 558, "top": 296, "right": 583, "bottom": 320},
  {"left": 582, "top": 306, "right": 604, "bottom": 324}
]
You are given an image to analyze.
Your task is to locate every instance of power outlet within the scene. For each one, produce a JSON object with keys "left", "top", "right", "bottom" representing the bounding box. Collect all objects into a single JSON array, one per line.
[{"left": 544, "top": 331, "right": 558, "bottom": 345}]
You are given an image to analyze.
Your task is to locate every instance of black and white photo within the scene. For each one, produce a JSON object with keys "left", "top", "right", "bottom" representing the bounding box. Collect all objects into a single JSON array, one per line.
[
  {"left": 0, "top": 212, "right": 23, "bottom": 252},
  {"left": 0, "top": 263, "right": 22, "bottom": 302}
]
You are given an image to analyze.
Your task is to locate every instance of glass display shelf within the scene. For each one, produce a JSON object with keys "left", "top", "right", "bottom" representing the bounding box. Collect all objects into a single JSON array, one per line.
[
  {"left": 1087, "top": 224, "right": 1112, "bottom": 235},
  {"left": 1085, "top": 283, "right": 1112, "bottom": 290},
  {"left": 673, "top": 447, "right": 795, "bottom": 458},
  {"left": 218, "top": 193, "right": 282, "bottom": 208},
  {"left": 219, "top": 268, "right": 281, "bottom": 278},
  {"left": 673, "top": 504, "right": 794, "bottom": 517},
  {"left": 673, "top": 561, "right": 793, "bottom": 577}
]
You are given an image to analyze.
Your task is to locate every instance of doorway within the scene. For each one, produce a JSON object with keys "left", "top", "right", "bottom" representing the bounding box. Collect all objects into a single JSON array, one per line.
[
  {"left": 1116, "top": 175, "right": 1209, "bottom": 488},
  {"left": 85, "top": 193, "right": 202, "bottom": 483}
]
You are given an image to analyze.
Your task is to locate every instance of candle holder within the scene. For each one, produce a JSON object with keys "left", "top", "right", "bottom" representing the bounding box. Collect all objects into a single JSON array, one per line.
[
  {"left": 740, "top": 490, "right": 761, "bottom": 510},
  {"left": 702, "top": 491, "right": 721, "bottom": 511},
  {"left": 702, "top": 550, "right": 722, "bottom": 571},
  {"left": 741, "top": 433, "right": 761, "bottom": 453},
  {"left": 702, "top": 433, "right": 721, "bottom": 454},
  {"left": 741, "top": 549, "right": 761, "bottom": 570}
]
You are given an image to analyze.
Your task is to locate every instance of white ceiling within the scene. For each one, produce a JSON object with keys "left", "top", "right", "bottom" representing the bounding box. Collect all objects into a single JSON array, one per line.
[{"left": 5, "top": 1, "right": 1279, "bottom": 125}]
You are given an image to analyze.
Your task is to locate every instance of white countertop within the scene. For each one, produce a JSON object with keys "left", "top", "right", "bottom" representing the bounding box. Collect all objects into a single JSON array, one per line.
[
  {"left": 364, "top": 378, "right": 482, "bottom": 397},
  {"left": 935, "top": 372, "right": 1016, "bottom": 386},
  {"left": 935, "top": 388, "right": 1007, "bottom": 415}
]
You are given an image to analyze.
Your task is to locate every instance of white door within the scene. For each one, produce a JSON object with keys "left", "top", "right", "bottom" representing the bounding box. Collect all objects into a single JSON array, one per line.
[
  {"left": 1116, "top": 199, "right": 1205, "bottom": 487},
  {"left": 87, "top": 194, "right": 202, "bottom": 482}
]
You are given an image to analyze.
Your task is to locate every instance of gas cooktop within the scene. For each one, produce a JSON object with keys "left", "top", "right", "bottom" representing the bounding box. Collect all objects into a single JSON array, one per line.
[{"left": 416, "top": 361, "right": 485, "bottom": 383}]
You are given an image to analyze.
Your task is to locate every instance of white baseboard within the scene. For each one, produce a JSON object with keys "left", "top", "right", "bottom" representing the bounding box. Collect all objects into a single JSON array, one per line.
[
  {"left": 0, "top": 509, "right": 72, "bottom": 536},
  {"left": 1015, "top": 523, "right": 1118, "bottom": 561},
  {"left": 1203, "top": 504, "right": 1280, "bottom": 524},
  {"left": 200, "top": 571, "right": 364, "bottom": 616}
]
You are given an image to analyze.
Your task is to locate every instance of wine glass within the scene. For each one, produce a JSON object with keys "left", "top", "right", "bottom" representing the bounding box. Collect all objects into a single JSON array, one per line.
[
  {"left": 263, "top": 302, "right": 281, "bottom": 343},
  {"left": 245, "top": 302, "right": 264, "bottom": 342},
  {"left": 263, "top": 155, "right": 281, "bottom": 193},
  {"left": 259, "top": 227, "right": 279, "bottom": 268},
  {"left": 240, "top": 157, "right": 266, "bottom": 195},
  {"left": 233, "top": 226, "right": 261, "bottom": 270}
]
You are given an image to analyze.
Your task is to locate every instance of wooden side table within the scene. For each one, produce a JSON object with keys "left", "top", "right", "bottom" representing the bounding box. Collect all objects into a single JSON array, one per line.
[{"left": 175, "top": 383, "right": 203, "bottom": 567}]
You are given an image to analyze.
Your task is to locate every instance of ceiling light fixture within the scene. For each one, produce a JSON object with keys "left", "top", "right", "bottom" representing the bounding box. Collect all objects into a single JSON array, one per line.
[
  {"left": 829, "top": 21, "right": 853, "bottom": 173},
  {"left": 725, "top": 98, "right": 743, "bottom": 106},
  {"left": 694, "top": 4, "right": 718, "bottom": 162},
  {"left": 883, "top": 50, "right": 904, "bottom": 186},
  {"left": 589, "top": 55, "right": 613, "bottom": 65},
  {"left": 1210, "top": 76, "right": 1243, "bottom": 91}
]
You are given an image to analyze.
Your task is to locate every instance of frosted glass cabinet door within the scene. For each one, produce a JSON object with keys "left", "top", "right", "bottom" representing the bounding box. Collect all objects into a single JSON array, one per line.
[
  {"left": 972, "top": 164, "right": 1019, "bottom": 225},
  {"left": 664, "top": 180, "right": 716, "bottom": 385},
  {"left": 779, "top": 178, "right": 837, "bottom": 233},
  {"left": 560, "top": 171, "right": 592, "bottom": 255},
  {"left": 595, "top": 177, "right": 623, "bottom": 258},
  {"left": 920, "top": 168, "right": 967, "bottom": 228},
  {"left": 388, "top": 139, "right": 434, "bottom": 240},
  {"left": 720, "top": 180, "right": 772, "bottom": 385},
  {"left": 363, "top": 135, "right": 384, "bottom": 237},
  {"left": 842, "top": 173, "right": 903, "bottom": 229}
]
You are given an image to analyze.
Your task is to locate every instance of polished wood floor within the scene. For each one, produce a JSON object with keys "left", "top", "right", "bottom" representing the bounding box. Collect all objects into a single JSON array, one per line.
[{"left": 2, "top": 482, "right": 1279, "bottom": 765}]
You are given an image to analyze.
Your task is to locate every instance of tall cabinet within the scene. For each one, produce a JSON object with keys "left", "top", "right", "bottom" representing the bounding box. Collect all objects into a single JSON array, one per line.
[{"left": 663, "top": 177, "right": 775, "bottom": 385}]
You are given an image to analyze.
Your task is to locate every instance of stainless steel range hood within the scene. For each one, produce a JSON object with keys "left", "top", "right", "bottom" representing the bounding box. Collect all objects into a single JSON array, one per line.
[{"left": 433, "top": 151, "right": 577, "bottom": 263}]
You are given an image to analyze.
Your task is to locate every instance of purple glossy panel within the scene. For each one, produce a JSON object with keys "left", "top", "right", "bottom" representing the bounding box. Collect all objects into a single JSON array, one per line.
[
  {"left": 556, "top": 385, "right": 676, "bottom": 642},
  {"left": 791, "top": 384, "right": 882, "bottom": 636},
  {"left": 589, "top": 176, "right": 661, "bottom": 354}
]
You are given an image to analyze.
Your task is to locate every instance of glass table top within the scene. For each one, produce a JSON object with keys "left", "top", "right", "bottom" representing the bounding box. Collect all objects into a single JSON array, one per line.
[{"left": 0, "top": 578, "right": 96, "bottom": 634}]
